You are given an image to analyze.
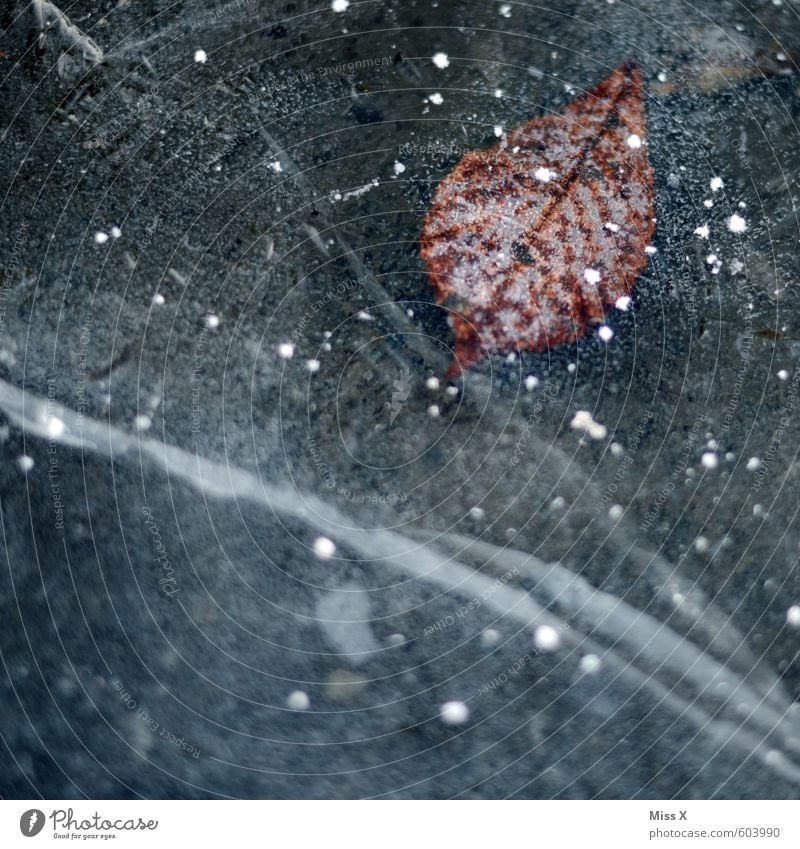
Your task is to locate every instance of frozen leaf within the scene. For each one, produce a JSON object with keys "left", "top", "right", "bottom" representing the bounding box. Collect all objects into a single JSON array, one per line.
[{"left": 420, "top": 63, "right": 656, "bottom": 374}]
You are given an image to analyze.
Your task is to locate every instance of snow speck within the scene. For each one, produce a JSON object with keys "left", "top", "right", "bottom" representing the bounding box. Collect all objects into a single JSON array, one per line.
[
  {"left": 194, "top": 49, "right": 207, "bottom": 64},
  {"left": 579, "top": 654, "right": 601, "bottom": 674},
  {"left": 701, "top": 452, "right": 719, "bottom": 470},
  {"left": 393, "top": 160, "right": 406, "bottom": 175},
  {"left": 152, "top": 293, "right": 165, "bottom": 306},
  {"left": 728, "top": 213, "right": 747, "bottom": 233},
  {"left": 204, "top": 313, "right": 220, "bottom": 329},
  {"left": 645, "top": 245, "right": 657, "bottom": 255},
  {"left": 533, "top": 625, "right": 561, "bottom": 652},
  {"left": 604, "top": 222, "right": 620, "bottom": 233},
  {"left": 710, "top": 176, "right": 724, "bottom": 192},
  {"left": 778, "top": 369, "right": 789, "bottom": 381},
  {"left": 534, "top": 167, "right": 554, "bottom": 183},
  {"left": 626, "top": 133, "right": 642, "bottom": 149},
  {"left": 694, "top": 224, "right": 710, "bottom": 239},
  {"left": 470, "top": 506, "right": 486, "bottom": 521},
  {"left": 18, "top": 455, "right": 34, "bottom": 472},
  {"left": 615, "top": 296, "right": 631, "bottom": 311},
  {"left": 425, "top": 376, "right": 440, "bottom": 390},
  {"left": 481, "top": 629, "right": 501, "bottom": 648},
  {"left": 110, "top": 226, "right": 122, "bottom": 239},
  {"left": 694, "top": 536, "right": 710, "bottom": 554},
  {"left": 134, "top": 414, "right": 152, "bottom": 431},
  {"left": 583, "top": 268, "right": 601, "bottom": 285},
  {"left": 493, "top": 125, "right": 504, "bottom": 137},
  {"left": 269, "top": 160, "right": 283, "bottom": 173},
  {"left": 47, "top": 417, "right": 65, "bottom": 438},
  {"left": 786, "top": 606, "right": 800, "bottom": 628},
  {"left": 764, "top": 750, "right": 789, "bottom": 771},
  {"left": 499, "top": 3, "right": 512, "bottom": 17},
  {"left": 524, "top": 375, "right": 539, "bottom": 391},
  {"left": 305, "top": 359, "right": 321, "bottom": 373},
  {"left": 746, "top": 457, "right": 762, "bottom": 471},
  {"left": 277, "top": 342, "right": 294, "bottom": 359},
  {"left": 93, "top": 231, "right": 109, "bottom": 244},
  {"left": 703, "top": 199, "right": 714, "bottom": 209},
  {"left": 331, "top": 0, "right": 349, "bottom": 11},
  {"left": 432, "top": 52, "right": 450, "bottom": 69},
  {"left": 428, "top": 92, "right": 444, "bottom": 105},
  {"left": 598, "top": 325, "right": 614, "bottom": 342},
  {"left": 570, "top": 410, "right": 607, "bottom": 440},
  {"left": 427, "top": 404, "right": 440, "bottom": 418},
  {"left": 341, "top": 180, "right": 379, "bottom": 201},
  {"left": 608, "top": 504, "right": 623, "bottom": 521},
  {"left": 313, "top": 536, "right": 336, "bottom": 558},
  {"left": 287, "top": 690, "right": 310, "bottom": 710},
  {"left": 439, "top": 700, "right": 469, "bottom": 725}
]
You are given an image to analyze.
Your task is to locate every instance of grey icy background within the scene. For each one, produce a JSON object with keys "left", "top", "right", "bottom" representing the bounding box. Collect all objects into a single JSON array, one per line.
[{"left": 2, "top": 0, "right": 800, "bottom": 798}]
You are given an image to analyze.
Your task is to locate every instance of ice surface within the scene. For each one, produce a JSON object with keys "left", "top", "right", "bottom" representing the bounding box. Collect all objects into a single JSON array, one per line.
[{"left": 2, "top": 0, "right": 800, "bottom": 801}]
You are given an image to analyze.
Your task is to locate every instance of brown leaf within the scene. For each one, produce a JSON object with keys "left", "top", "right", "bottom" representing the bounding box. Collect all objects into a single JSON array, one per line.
[{"left": 420, "top": 63, "right": 656, "bottom": 376}]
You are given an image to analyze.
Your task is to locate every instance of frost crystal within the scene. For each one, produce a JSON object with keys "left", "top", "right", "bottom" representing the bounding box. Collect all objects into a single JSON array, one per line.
[
  {"left": 615, "top": 296, "right": 631, "bottom": 311},
  {"left": 570, "top": 410, "right": 607, "bottom": 440},
  {"left": 728, "top": 214, "right": 747, "bottom": 233}
]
